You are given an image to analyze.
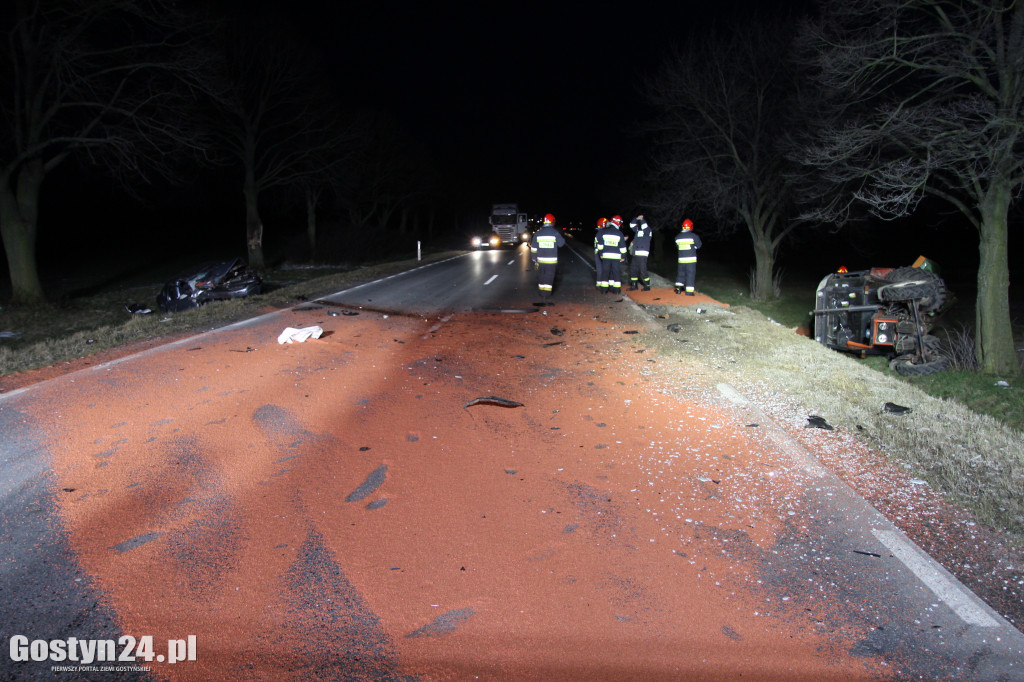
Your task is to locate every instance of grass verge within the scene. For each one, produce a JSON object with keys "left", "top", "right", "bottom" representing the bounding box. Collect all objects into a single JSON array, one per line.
[{"left": 653, "top": 258, "right": 1024, "bottom": 434}]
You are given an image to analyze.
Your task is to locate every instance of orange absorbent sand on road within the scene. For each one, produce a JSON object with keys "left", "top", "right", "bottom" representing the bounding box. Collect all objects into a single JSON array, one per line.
[{"left": 39, "top": 302, "right": 881, "bottom": 680}]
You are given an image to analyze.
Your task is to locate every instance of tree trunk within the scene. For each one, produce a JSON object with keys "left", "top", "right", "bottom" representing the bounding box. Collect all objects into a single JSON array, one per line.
[
  {"left": 243, "top": 175, "right": 265, "bottom": 270},
  {"left": 0, "top": 162, "right": 46, "bottom": 304},
  {"left": 749, "top": 224, "right": 778, "bottom": 302},
  {"left": 305, "top": 186, "right": 317, "bottom": 261},
  {"left": 975, "top": 180, "right": 1019, "bottom": 376}
]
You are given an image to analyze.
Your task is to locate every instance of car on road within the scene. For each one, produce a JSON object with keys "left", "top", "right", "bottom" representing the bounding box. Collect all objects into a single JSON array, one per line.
[{"left": 156, "top": 258, "right": 262, "bottom": 312}]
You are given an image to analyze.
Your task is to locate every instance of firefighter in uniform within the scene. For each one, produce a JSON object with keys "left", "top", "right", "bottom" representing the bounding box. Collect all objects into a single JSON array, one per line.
[
  {"left": 595, "top": 215, "right": 627, "bottom": 293},
  {"left": 530, "top": 213, "right": 565, "bottom": 298},
  {"left": 628, "top": 214, "right": 653, "bottom": 291},
  {"left": 593, "top": 217, "right": 608, "bottom": 278},
  {"left": 674, "top": 218, "right": 701, "bottom": 295}
]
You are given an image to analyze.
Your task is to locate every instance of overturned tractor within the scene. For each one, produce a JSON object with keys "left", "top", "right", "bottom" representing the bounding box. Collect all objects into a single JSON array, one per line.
[{"left": 812, "top": 257, "right": 951, "bottom": 376}]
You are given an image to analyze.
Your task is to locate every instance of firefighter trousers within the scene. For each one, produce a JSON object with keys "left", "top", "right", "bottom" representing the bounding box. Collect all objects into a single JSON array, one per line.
[
  {"left": 630, "top": 256, "right": 650, "bottom": 286},
  {"left": 537, "top": 262, "right": 557, "bottom": 294},
  {"left": 676, "top": 261, "right": 697, "bottom": 293}
]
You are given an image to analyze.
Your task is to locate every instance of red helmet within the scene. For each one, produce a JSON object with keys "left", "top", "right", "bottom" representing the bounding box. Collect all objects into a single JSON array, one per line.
[
  {"left": 543, "top": 213, "right": 556, "bottom": 226},
  {"left": 597, "top": 217, "right": 608, "bottom": 228},
  {"left": 610, "top": 215, "right": 623, "bottom": 226},
  {"left": 681, "top": 218, "right": 693, "bottom": 230}
]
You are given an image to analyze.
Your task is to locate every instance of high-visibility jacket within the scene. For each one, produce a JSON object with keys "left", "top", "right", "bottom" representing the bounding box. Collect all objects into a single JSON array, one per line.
[
  {"left": 675, "top": 229, "right": 701, "bottom": 263},
  {"left": 629, "top": 218, "right": 652, "bottom": 257},
  {"left": 595, "top": 226, "right": 626, "bottom": 260},
  {"left": 531, "top": 225, "right": 565, "bottom": 264}
]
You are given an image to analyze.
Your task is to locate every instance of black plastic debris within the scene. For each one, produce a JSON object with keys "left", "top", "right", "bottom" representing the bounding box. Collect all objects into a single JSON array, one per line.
[
  {"left": 550, "top": 328, "right": 565, "bottom": 336},
  {"left": 464, "top": 396, "right": 524, "bottom": 409},
  {"left": 544, "top": 341, "right": 563, "bottom": 346},
  {"left": 667, "top": 323, "right": 683, "bottom": 333},
  {"left": 882, "top": 402, "right": 912, "bottom": 415},
  {"left": 806, "top": 415, "right": 833, "bottom": 430},
  {"left": 623, "top": 330, "right": 639, "bottom": 334},
  {"left": 125, "top": 303, "right": 151, "bottom": 314},
  {"left": 229, "top": 347, "right": 257, "bottom": 353}
]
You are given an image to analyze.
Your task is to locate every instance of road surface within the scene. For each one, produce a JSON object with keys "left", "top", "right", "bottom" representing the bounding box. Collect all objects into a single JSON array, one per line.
[{"left": 2, "top": 242, "right": 1022, "bottom": 680}]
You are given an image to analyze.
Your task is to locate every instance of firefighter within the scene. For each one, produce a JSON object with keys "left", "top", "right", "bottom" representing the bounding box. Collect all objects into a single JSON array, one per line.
[
  {"left": 530, "top": 213, "right": 565, "bottom": 298},
  {"left": 593, "top": 217, "right": 608, "bottom": 279},
  {"left": 674, "top": 218, "right": 702, "bottom": 295},
  {"left": 595, "top": 215, "right": 627, "bottom": 293},
  {"left": 628, "top": 214, "right": 653, "bottom": 291}
]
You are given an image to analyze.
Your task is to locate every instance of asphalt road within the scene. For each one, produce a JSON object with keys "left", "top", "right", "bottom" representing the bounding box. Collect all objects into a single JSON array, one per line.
[{"left": 2, "top": 242, "right": 1022, "bottom": 680}]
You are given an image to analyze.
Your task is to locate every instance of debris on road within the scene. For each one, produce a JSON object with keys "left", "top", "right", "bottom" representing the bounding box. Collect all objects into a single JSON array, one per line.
[
  {"left": 277, "top": 326, "right": 324, "bottom": 344},
  {"left": 464, "top": 396, "right": 524, "bottom": 409},
  {"left": 125, "top": 303, "right": 152, "bottom": 314},
  {"left": 882, "top": 402, "right": 912, "bottom": 415},
  {"left": 805, "top": 415, "right": 834, "bottom": 430},
  {"left": 346, "top": 464, "right": 388, "bottom": 503}
]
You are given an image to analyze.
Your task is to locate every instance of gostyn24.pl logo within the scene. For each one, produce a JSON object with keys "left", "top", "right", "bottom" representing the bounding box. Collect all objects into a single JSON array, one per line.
[{"left": 9, "top": 635, "right": 196, "bottom": 665}]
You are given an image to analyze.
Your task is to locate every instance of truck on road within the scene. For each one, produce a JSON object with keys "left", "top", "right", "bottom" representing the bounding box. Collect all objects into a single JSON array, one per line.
[{"left": 488, "top": 203, "right": 529, "bottom": 246}]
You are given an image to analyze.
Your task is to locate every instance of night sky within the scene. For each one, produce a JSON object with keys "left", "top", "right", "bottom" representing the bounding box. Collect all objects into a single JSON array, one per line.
[{"left": 285, "top": 2, "right": 758, "bottom": 221}]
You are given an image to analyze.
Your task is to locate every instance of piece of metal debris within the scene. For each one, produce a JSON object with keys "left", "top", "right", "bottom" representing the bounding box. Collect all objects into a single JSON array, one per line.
[
  {"left": 853, "top": 550, "right": 882, "bottom": 558},
  {"left": 543, "top": 341, "right": 563, "bottom": 346},
  {"left": 805, "top": 415, "right": 833, "bottom": 430},
  {"left": 882, "top": 402, "right": 912, "bottom": 415},
  {"left": 230, "top": 347, "right": 257, "bottom": 353},
  {"left": 464, "top": 396, "right": 524, "bottom": 409}
]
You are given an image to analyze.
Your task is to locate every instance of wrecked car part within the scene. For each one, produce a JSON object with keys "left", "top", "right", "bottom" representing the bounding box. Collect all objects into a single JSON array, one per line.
[
  {"left": 805, "top": 415, "right": 833, "bottom": 430},
  {"left": 156, "top": 258, "right": 261, "bottom": 313},
  {"left": 464, "top": 396, "right": 524, "bottom": 409}
]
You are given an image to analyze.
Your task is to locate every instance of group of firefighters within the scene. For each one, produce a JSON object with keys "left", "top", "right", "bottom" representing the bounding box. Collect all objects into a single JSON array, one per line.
[{"left": 530, "top": 213, "right": 701, "bottom": 299}]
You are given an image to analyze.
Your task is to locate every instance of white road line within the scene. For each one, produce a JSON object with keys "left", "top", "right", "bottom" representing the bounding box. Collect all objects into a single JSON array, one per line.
[
  {"left": 716, "top": 383, "right": 748, "bottom": 404},
  {"left": 872, "top": 528, "right": 1000, "bottom": 627},
  {"left": 484, "top": 275, "right": 498, "bottom": 286},
  {"left": 507, "top": 259, "right": 516, "bottom": 265}
]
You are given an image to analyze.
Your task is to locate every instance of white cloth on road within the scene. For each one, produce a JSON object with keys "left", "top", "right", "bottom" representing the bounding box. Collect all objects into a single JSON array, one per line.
[{"left": 277, "top": 326, "right": 323, "bottom": 344}]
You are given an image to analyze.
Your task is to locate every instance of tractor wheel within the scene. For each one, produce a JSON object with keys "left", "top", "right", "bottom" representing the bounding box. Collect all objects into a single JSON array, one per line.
[
  {"left": 890, "top": 353, "right": 951, "bottom": 376},
  {"left": 879, "top": 267, "right": 947, "bottom": 313}
]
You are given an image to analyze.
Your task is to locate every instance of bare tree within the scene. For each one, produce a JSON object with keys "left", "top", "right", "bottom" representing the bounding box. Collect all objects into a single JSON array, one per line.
[
  {"left": 203, "top": 12, "right": 361, "bottom": 270},
  {"left": 793, "top": 0, "right": 1023, "bottom": 376},
  {"left": 644, "top": 15, "right": 802, "bottom": 300},
  {"left": 0, "top": 0, "right": 210, "bottom": 304},
  {"left": 338, "top": 116, "right": 435, "bottom": 243}
]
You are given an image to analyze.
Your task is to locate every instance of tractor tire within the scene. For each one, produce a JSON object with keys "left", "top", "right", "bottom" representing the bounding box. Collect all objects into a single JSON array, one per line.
[
  {"left": 879, "top": 267, "right": 947, "bottom": 313},
  {"left": 890, "top": 353, "right": 951, "bottom": 376}
]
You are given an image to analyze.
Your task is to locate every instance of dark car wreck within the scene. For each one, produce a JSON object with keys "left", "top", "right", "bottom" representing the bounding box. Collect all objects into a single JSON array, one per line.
[{"left": 156, "top": 258, "right": 262, "bottom": 313}]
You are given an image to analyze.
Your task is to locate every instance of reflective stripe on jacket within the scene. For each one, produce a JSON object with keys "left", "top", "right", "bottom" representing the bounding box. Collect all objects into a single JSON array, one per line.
[
  {"left": 595, "top": 227, "right": 627, "bottom": 260},
  {"left": 675, "top": 230, "right": 701, "bottom": 263},
  {"left": 629, "top": 219, "right": 652, "bottom": 257},
  {"left": 531, "top": 226, "right": 565, "bottom": 264}
]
